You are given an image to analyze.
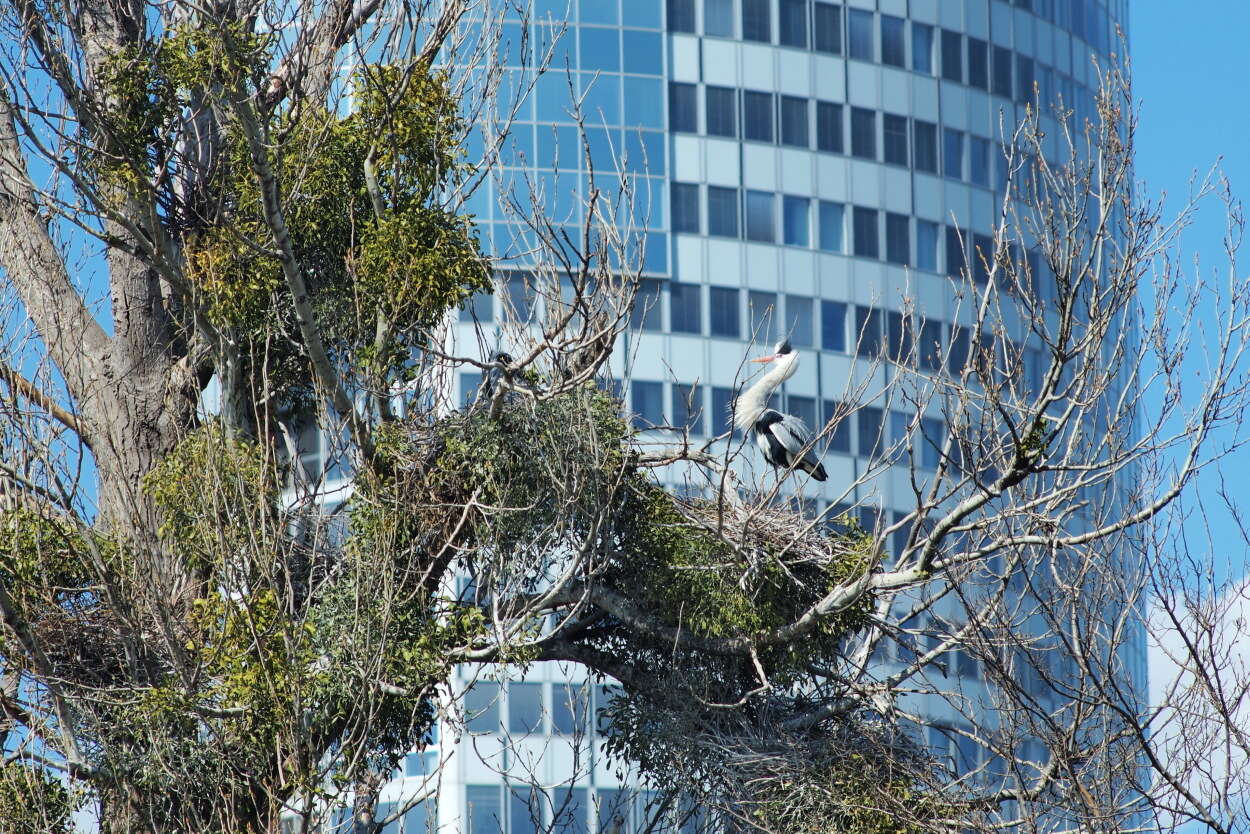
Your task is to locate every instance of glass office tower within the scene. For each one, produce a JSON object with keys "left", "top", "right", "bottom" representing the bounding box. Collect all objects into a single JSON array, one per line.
[{"left": 358, "top": 1, "right": 1145, "bottom": 831}]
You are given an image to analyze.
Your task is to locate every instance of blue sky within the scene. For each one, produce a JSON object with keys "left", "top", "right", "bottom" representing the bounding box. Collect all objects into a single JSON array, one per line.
[{"left": 1133, "top": 4, "right": 1250, "bottom": 589}]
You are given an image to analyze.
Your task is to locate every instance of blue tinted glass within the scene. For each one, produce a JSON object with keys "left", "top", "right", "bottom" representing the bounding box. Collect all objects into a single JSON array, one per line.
[
  {"left": 464, "top": 123, "right": 485, "bottom": 162},
  {"left": 461, "top": 373, "right": 482, "bottom": 408},
  {"left": 622, "top": 29, "right": 662, "bottom": 74},
  {"left": 462, "top": 180, "right": 490, "bottom": 219},
  {"left": 705, "top": 0, "right": 733, "bottom": 36},
  {"left": 823, "top": 301, "right": 847, "bottom": 351},
  {"left": 538, "top": 170, "right": 581, "bottom": 222},
  {"left": 818, "top": 201, "right": 844, "bottom": 252},
  {"left": 403, "top": 800, "right": 434, "bottom": 834},
  {"left": 783, "top": 196, "right": 809, "bottom": 246},
  {"left": 644, "top": 231, "right": 668, "bottom": 272},
  {"left": 536, "top": 23, "right": 575, "bottom": 69},
  {"left": 502, "top": 124, "right": 535, "bottom": 164},
  {"left": 623, "top": 130, "right": 665, "bottom": 175},
  {"left": 537, "top": 124, "right": 580, "bottom": 168},
  {"left": 465, "top": 682, "right": 500, "bottom": 733},
  {"left": 466, "top": 787, "right": 503, "bottom": 834},
  {"left": 500, "top": 22, "right": 527, "bottom": 66},
  {"left": 580, "top": 73, "right": 621, "bottom": 123},
  {"left": 536, "top": 72, "right": 575, "bottom": 122},
  {"left": 499, "top": 70, "right": 532, "bottom": 120},
  {"left": 509, "top": 683, "right": 544, "bottom": 734},
  {"left": 579, "top": 26, "right": 620, "bottom": 71},
  {"left": 631, "top": 381, "right": 664, "bottom": 426},
  {"left": 623, "top": 77, "right": 664, "bottom": 128},
  {"left": 553, "top": 787, "right": 589, "bottom": 834},
  {"left": 537, "top": 0, "right": 570, "bottom": 18},
  {"left": 580, "top": 0, "right": 618, "bottom": 24},
  {"left": 582, "top": 126, "right": 620, "bottom": 172},
  {"left": 709, "top": 287, "right": 741, "bottom": 338},
  {"left": 627, "top": 0, "right": 662, "bottom": 28}
]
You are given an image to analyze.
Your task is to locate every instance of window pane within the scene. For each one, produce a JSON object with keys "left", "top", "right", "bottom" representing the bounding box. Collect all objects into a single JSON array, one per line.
[
  {"left": 465, "top": 683, "right": 500, "bottom": 734},
  {"left": 462, "top": 371, "right": 482, "bottom": 407},
  {"left": 919, "top": 320, "right": 943, "bottom": 373},
  {"left": 787, "top": 394, "right": 816, "bottom": 432},
  {"left": 672, "top": 182, "right": 700, "bottom": 233},
  {"left": 779, "top": 0, "right": 808, "bottom": 47},
  {"left": 466, "top": 786, "right": 503, "bottom": 834},
  {"left": 945, "top": 226, "right": 967, "bottom": 278},
  {"left": 940, "top": 29, "right": 962, "bottom": 82},
  {"left": 631, "top": 381, "right": 664, "bottom": 427},
  {"left": 743, "top": 90, "right": 775, "bottom": 142},
  {"left": 403, "top": 800, "right": 436, "bottom": 834},
  {"left": 552, "top": 683, "right": 589, "bottom": 735},
  {"left": 742, "top": 0, "right": 771, "bottom": 42},
  {"left": 596, "top": 789, "right": 633, "bottom": 834},
  {"left": 949, "top": 326, "right": 970, "bottom": 375},
  {"left": 510, "top": 788, "right": 542, "bottom": 834},
  {"left": 780, "top": 96, "right": 809, "bottom": 147},
  {"left": 816, "top": 101, "right": 843, "bottom": 152},
  {"left": 509, "top": 683, "right": 544, "bottom": 735},
  {"left": 881, "top": 15, "right": 905, "bottom": 67},
  {"left": 916, "top": 220, "right": 938, "bottom": 271},
  {"left": 970, "top": 136, "right": 990, "bottom": 187},
  {"left": 553, "top": 787, "right": 589, "bottom": 834},
  {"left": 858, "top": 406, "right": 883, "bottom": 457},
  {"left": 822, "top": 399, "right": 852, "bottom": 452},
  {"left": 992, "top": 45, "right": 1013, "bottom": 97},
  {"left": 850, "top": 107, "right": 876, "bottom": 159},
  {"left": 911, "top": 22, "right": 933, "bottom": 73},
  {"left": 748, "top": 290, "right": 777, "bottom": 345},
  {"left": 711, "top": 386, "right": 736, "bottom": 435},
  {"left": 821, "top": 300, "right": 846, "bottom": 352},
  {"left": 913, "top": 120, "right": 937, "bottom": 173},
  {"left": 669, "top": 282, "right": 703, "bottom": 333},
  {"left": 631, "top": 278, "right": 662, "bottom": 330},
  {"left": 705, "top": 0, "right": 734, "bottom": 36},
  {"left": 920, "top": 416, "right": 943, "bottom": 469},
  {"left": 852, "top": 206, "right": 878, "bottom": 258},
  {"left": 847, "top": 8, "right": 873, "bottom": 60},
  {"left": 786, "top": 295, "right": 814, "bottom": 346},
  {"left": 943, "top": 128, "right": 964, "bottom": 180},
  {"left": 669, "top": 82, "right": 698, "bottom": 132},
  {"left": 882, "top": 113, "right": 908, "bottom": 165},
  {"left": 705, "top": 86, "right": 738, "bottom": 137},
  {"left": 818, "top": 201, "right": 844, "bottom": 252},
  {"left": 709, "top": 287, "right": 740, "bottom": 337},
  {"left": 668, "top": 0, "right": 696, "bottom": 32},
  {"left": 973, "top": 233, "right": 993, "bottom": 284},
  {"left": 782, "top": 196, "right": 810, "bottom": 246},
  {"left": 967, "top": 37, "right": 988, "bottom": 89},
  {"left": 813, "top": 2, "right": 842, "bottom": 54},
  {"left": 580, "top": 27, "right": 619, "bottom": 72},
  {"left": 1016, "top": 54, "right": 1035, "bottom": 102},
  {"left": 887, "top": 310, "right": 913, "bottom": 362},
  {"left": 707, "top": 186, "right": 740, "bottom": 237},
  {"left": 885, "top": 212, "right": 910, "bottom": 265},
  {"left": 855, "top": 306, "right": 882, "bottom": 356},
  {"left": 673, "top": 383, "right": 705, "bottom": 435},
  {"left": 745, "top": 190, "right": 775, "bottom": 242}
]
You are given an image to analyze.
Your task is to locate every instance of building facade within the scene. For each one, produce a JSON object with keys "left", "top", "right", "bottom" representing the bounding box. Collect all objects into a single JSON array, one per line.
[{"left": 347, "top": 0, "right": 1143, "bottom": 831}]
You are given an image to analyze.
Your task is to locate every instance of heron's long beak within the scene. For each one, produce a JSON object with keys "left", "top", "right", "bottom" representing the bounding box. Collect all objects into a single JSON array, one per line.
[{"left": 750, "top": 355, "right": 778, "bottom": 363}]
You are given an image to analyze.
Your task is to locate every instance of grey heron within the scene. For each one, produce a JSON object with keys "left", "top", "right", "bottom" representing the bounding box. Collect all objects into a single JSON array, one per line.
[{"left": 732, "top": 340, "right": 828, "bottom": 482}]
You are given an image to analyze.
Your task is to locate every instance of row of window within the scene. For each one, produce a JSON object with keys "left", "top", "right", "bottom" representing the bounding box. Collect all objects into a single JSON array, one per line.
[
  {"left": 463, "top": 680, "right": 613, "bottom": 738},
  {"left": 665, "top": 0, "right": 1116, "bottom": 82},
  {"left": 464, "top": 785, "right": 700, "bottom": 834},
  {"left": 670, "top": 88, "right": 1013, "bottom": 189}
]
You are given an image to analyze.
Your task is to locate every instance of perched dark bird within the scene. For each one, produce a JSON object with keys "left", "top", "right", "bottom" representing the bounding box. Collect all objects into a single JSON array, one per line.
[
  {"left": 732, "top": 340, "right": 828, "bottom": 481},
  {"left": 480, "top": 351, "right": 514, "bottom": 400}
]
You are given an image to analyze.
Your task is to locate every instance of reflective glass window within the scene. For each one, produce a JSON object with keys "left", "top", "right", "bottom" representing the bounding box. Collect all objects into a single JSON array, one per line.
[
  {"left": 744, "top": 190, "right": 775, "bottom": 242},
  {"left": 742, "top": 0, "right": 771, "bottom": 42},
  {"left": 782, "top": 196, "right": 810, "bottom": 247},
  {"left": 992, "top": 45, "right": 1013, "bottom": 97},
  {"left": 631, "top": 381, "right": 664, "bottom": 428},
  {"left": 671, "top": 182, "right": 700, "bottom": 233},
  {"left": 709, "top": 287, "right": 741, "bottom": 338},
  {"left": 510, "top": 788, "right": 542, "bottom": 834},
  {"left": 815, "top": 101, "right": 843, "bottom": 152},
  {"left": 461, "top": 373, "right": 482, "bottom": 409},
  {"left": 624, "top": 77, "right": 664, "bottom": 128},
  {"left": 945, "top": 226, "right": 967, "bottom": 278},
  {"left": 1017, "top": 54, "right": 1035, "bottom": 102},
  {"left": 779, "top": 0, "right": 808, "bottom": 47},
  {"left": 817, "top": 201, "right": 844, "bottom": 252},
  {"left": 822, "top": 399, "right": 852, "bottom": 452},
  {"left": 711, "top": 386, "right": 735, "bottom": 436},
  {"left": 552, "top": 683, "right": 589, "bottom": 735},
  {"left": 748, "top": 290, "right": 777, "bottom": 342},
  {"left": 847, "top": 8, "right": 873, "bottom": 60},
  {"left": 743, "top": 90, "right": 775, "bottom": 141},
  {"left": 631, "top": 278, "right": 663, "bottom": 330},
  {"left": 940, "top": 29, "right": 962, "bottom": 82},
  {"left": 705, "top": 85, "right": 738, "bottom": 137},
  {"left": 852, "top": 206, "right": 879, "bottom": 258},
  {"left": 916, "top": 220, "right": 939, "bottom": 271},
  {"left": 707, "top": 186, "right": 740, "bottom": 237},
  {"left": 883, "top": 113, "right": 908, "bottom": 165},
  {"left": 465, "top": 683, "right": 500, "bottom": 734},
  {"left": 943, "top": 128, "right": 964, "bottom": 179},
  {"left": 466, "top": 787, "right": 503, "bottom": 834},
  {"left": 780, "top": 96, "right": 809, "bottom": 147},
  {"left": 911, "top": 22, "right": 933, "bottom": 73},
  {"left": 672, "top": 383, "right": 705, "bottom": 435},
  {"left": 668, "top": 0, "right": 696, "bottom": 32},
  {"left": 669, "top": 282, "right": 703, "bottom": 333},
  {"left": 857, "top": 405, "right": 883, "bottom": 457},
  {"left": 668, "top": 82, "right": 698, "bottom": 132},
  {"left": 885, "top": 212, "right": 910, "bottom": 265},
  {"left": 705, "top": 0, "right": 735, "bottom": 36},
  {"left": 970, "top": 136, "right": 990, "bottom": 187},
  {"left": 813, "top": 1, "right": 842, "bottom": 54},
  {"left": 579, "top": 27, "right": 619, "bottom": 72},
  {"left": 821, "top": 300, "right": 846, "bottom": 352},
  {"left": 622, "top": 29, "right": 663, "bottom": 74},
  {"left": 967, "top": 37, "right": 988, "bottom": 89},
  {"left": 913, "top": 120, "right": 937, "bottom": 173},
  {"left": 881, "top": 15, "right": 905, "bottom": 66},
  {"left": 553, "top": 787, "right": 589, "bottom": 834},
  {"left": 509, "top": 683, "right": 544, "bottom": 735},
  {"left": 786, "top": 295, "right": 814, "bottom": 347},
  {"left": 850, "top": 107, "right": 876, "bottom": 159}
]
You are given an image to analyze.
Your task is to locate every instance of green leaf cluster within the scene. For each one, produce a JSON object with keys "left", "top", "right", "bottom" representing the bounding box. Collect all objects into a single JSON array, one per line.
[{"left": 0, "top": 761, "right": 74, "bottom": 834}]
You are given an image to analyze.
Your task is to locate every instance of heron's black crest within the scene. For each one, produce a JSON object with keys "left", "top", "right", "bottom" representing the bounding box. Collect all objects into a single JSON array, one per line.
[
  {"left": 774, "top": 339, "right": 793, "bottom": 356},
  {"left": 493, "top": 352, "right": 514, "bottom": 366}
]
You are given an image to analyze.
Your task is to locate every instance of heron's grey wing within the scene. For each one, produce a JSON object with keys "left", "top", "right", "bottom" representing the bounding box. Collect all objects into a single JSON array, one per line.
[{"left": 772, "top": 415, "right": 820, "bottom": 465}]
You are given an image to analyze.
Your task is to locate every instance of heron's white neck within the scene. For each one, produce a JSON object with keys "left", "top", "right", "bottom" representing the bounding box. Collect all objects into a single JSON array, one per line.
[{"left": 732, "top": 354, "right": 799, "bottom": 432}]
